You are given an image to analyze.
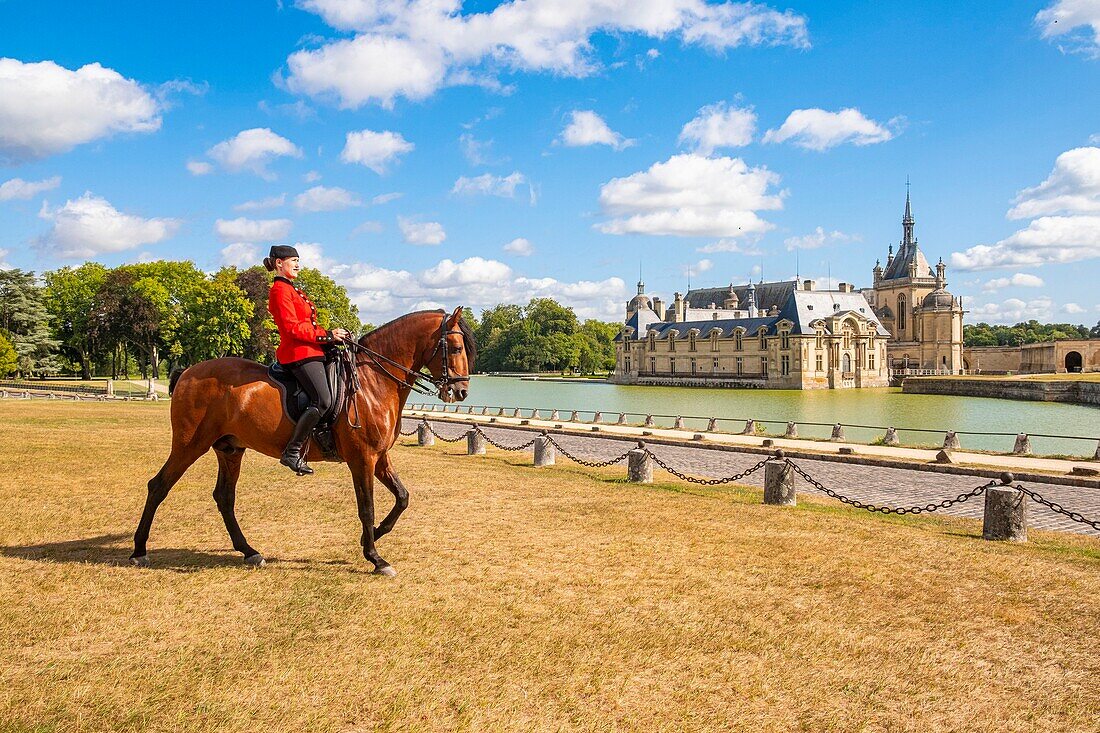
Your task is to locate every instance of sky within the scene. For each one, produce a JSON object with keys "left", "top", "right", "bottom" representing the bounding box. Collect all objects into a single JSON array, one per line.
[{"left": 1, "top": 0, "right": 1098, "bottom": 326}]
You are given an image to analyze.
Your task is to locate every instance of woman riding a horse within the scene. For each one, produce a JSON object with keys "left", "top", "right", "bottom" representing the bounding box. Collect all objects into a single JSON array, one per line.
[{"left": 264, "top": 244, "right": 351, "bottom": 475}]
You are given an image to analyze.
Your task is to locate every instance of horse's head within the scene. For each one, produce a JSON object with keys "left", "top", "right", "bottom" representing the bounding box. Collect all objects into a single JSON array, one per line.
[{"left": 427, "top": 306, "right": 475, "bottom": 403}]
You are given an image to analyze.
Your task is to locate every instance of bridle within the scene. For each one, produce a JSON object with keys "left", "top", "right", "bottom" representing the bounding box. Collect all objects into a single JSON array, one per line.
[{"left": 341, "top": 312, "right": 469, "bottom": 398}]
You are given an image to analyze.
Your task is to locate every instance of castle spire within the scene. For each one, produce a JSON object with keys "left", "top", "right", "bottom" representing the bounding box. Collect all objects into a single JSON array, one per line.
[{"left": 901, "top": 179, "right": 915, "bottom": 248}]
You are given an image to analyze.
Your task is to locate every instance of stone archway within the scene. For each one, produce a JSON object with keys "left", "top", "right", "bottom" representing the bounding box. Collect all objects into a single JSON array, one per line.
[{"left": 1065, "top": 351, "right": 1083, "bottom": 372}]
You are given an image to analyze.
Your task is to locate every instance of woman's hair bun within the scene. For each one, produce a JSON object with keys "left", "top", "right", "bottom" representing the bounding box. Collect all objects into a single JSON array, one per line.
[{"left": 262, "top": 256, "right": 275, "bottom": 272}]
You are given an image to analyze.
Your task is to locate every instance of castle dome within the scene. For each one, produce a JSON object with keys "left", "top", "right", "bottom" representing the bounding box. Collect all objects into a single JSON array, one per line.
[{"left": 922, "top": 288, "right": 956, "bottom": 309}]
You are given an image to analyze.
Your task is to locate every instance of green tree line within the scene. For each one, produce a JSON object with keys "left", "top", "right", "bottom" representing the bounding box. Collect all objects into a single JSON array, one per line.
[
  {"left": 964, "top": 320, "right": 1100, "bottom": 347},
  {"left": 0, "top": 261, "right": 619, "bottom": 379}
]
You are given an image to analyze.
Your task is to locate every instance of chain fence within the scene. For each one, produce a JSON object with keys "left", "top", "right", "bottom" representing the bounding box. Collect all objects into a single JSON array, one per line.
[{"left": 401, "top": 417, "right": 1100, "bottom": 534}]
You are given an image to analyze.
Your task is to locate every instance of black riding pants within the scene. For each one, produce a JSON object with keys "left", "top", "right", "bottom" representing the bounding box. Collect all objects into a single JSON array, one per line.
[{"left": 289, "top": 360, "right": 333, "bottom": 415}]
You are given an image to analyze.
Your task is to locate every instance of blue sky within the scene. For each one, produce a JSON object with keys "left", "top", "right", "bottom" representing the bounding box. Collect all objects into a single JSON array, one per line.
[{"left": 1, "top": 0, "right": 1098, "bottom": 325}]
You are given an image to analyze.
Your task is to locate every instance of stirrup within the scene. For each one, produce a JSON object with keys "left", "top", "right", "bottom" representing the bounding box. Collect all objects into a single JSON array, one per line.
[{"left": 281, "top": 452, "right": 314, "bottom": 475}]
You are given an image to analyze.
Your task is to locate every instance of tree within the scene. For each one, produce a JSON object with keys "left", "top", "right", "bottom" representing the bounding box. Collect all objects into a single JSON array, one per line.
[
  {"left": 1091, "top": 320, "right": 1100, "bottom": 339},
  {"left": 176, "top": 271, "right": 253, "bottom": 363},
  {"left": 43, "top": 263, "right": 108, "bottom": 379},
  {"left": 577, "top": 320, "right": 619, "bottom": 373},
  {"left": 0, "top": 269, "right": 61, "bottom": 377},
  {"left": 0, "top": 331, "right": 17, "bottom": 378},
  {"left": 294, "top": 268, "right": 361, "bottom": 334},
  {"left": 232, "top": 266, "right": 278, "bottom": 362}
]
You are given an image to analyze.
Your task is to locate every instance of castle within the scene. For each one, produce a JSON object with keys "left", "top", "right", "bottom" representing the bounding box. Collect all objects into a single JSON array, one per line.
[{"left": 613, "top": 190, "right": 966, "bottom": 389}]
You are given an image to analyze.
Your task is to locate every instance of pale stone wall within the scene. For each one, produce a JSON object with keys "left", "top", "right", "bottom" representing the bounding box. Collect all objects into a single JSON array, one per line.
[{"left": 964, "top": 340, "right": 1100, "bottom": 374}]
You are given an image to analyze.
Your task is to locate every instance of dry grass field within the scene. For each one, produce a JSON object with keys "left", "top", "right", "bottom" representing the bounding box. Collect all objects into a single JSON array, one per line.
[{"left": 1, "top": 402, "right": 1099, "bottom": 733}]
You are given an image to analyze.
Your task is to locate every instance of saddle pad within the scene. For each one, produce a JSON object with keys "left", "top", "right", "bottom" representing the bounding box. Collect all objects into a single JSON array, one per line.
[{"left": 268, "top": 360, "right": 343, "bottom": 425}]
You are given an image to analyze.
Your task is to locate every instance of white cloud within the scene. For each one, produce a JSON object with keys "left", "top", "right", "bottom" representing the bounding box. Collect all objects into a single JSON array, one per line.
[
  {"left": 682, "top": 258, "right": 713, "bottom": 276},
  {"left": 234, "top": 193, "right": 287, "bottom": 211},
  {"left": 1064, "top": 302, "right": 1086, "bottom": 314},
  {"left": 220, "top": 242, "right": 260, "bottom": 268},
  {"left": 206, "top": 128, "right": 302, "bottom": 179},
  {"left": 783, "top": 226, "right": 859, "bottom": 250},
  {"left": 214, "top": 217, "right": 293, "bottom": 243},
  {"left": 303, "top": 170, "right": 322, "bottom": 183},
  {"left": 952, "top": 215, "right": 1100, "bottom": 270},
  {"left": 398, "top": 216, "right": 446, "bottom": 245},
  {"left": 421, "top": 257, "right": 513, "bottom": 287},
  {"left": 981, "top": 273, "right": 1046, "bottom": 292},
  {"left": 340, "top": 129, "right": 414, "bottom": 173},
  {"left": 597, "top": 153, "right": 784, "bottom": 237},
  {"left": 0, "top": 176, "right": 61, "bottom": 202},
  {"left": 696, "top": 238, "right": 764, "bottom": 254},
  {"left": 372, "top": 192, "right": 403, "bottom": 205},
  {"left": 351, "top": 220, "right": 384, "bottom": 235},
  {"left": 1036, "top": 0, "right": 1100, "bottom": 58},
  {"left": 452, "top": 172, "right": 530, "bottom": 200},
  {"left": 294, "top": 185, "right": 362, "bottom": 212},
  {"left": 763, "top": 108, "right": 895, "bottom": 151},
  {"left": 0, "top": 58, "right": 161, "bottom": 164},
  {"left": 186, "top": 160, "right": 213, "bottom": 176},
  {"left": 1007, "top": 147, "right": 1100, "bottom": 218},
  {"left": 459, "top": 133, "right": 498, "bottom": 165},
  {"left": 287, "top": 1, "right": 809, "bottom": 108},
  {"left": 969, "top": 297, "right": 1055, "bottom": 325},
  {"left": 678, "top": 101, "right": 755, "bottom": 154},
  {"left": 35, "top": 192, "right": 180, "bottom": 259},
  {"left": 503, "top": 237, "right": 534, "bottom": 256},
  {"left": 953, "top": 147, "right": 1100, "bottom": 271},
  {"left": 1091, "top": 133, "right": 1100, "bottom": 145},
  {"left": 0, "top": 248, "right": 10, "bottom": 270},
  {"left": 560, "top": 110, "right": 634, "bottom": 150}
]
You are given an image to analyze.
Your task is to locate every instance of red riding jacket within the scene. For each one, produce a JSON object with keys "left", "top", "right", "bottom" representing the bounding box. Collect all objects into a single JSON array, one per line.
[{"left": 267, "top": 276, "right": 335, "bottom": 365}]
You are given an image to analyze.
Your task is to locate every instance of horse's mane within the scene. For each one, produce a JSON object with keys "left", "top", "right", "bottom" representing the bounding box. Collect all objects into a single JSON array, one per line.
[{"left": 359, "top": 309, "right": 477, "bottom": 370}]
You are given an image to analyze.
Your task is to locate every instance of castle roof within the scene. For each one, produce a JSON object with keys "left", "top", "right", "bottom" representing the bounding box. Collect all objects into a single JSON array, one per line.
[{"left": 684, "top": 280, "right": 796, "bottom": 311}]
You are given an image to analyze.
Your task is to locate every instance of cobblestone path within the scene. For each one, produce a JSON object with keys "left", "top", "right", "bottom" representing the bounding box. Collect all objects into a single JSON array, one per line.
[{"left": 403, "top": 418, "right": 1100, "bottom": 538}]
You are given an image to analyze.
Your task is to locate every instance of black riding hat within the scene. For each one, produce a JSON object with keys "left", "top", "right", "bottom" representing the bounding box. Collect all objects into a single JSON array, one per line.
[{"left": 269, "top": 245, "right": 299, "bottom": 260}]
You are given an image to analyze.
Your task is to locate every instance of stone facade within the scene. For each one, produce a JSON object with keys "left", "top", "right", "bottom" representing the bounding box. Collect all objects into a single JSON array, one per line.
[
  {"left": 966, "top": 339, "right": 1100, "bottom": 374},
  {"left": 613, "top": 280, "right": 891, "bottom": 390},
  {"left": 612, "top": 189, "right": 967, "bottom": 389},
  {"left": 865, "top": 190, "right": 965, "bottom": 374}
]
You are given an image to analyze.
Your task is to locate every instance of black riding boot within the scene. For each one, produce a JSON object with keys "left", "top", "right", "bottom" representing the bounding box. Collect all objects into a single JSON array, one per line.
[{"left": 282, "top": 406, "right": 321, "bottom": 475}]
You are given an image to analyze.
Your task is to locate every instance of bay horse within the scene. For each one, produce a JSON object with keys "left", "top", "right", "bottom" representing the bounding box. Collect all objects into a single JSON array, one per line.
[{"left": 130, "top": 307, "right": 474, "bottom": 576}]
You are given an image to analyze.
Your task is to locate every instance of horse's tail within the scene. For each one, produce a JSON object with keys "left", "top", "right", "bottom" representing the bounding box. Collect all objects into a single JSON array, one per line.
[{"left": 168, "top": 368, "right": 186, "bottom": 396}]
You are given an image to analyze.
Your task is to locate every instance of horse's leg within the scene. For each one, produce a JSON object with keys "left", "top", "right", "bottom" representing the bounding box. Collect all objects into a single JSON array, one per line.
[
  {"left": 130, "top": 442, "right": 207, "bottom": 565},
  {"left": 373, "top": 452, "right": 409, "bottom": 540},
  {"left": 212, "top": 446, "right": 264, "bottom": 567},
  {"left": 350, "top": 457, "right": 394, "bottom": 576}
]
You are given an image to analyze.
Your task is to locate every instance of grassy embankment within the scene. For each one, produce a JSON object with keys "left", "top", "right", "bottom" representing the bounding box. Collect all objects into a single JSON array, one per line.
[{"left": 1, "top": 402, "right": 1099, "bottom": 732}]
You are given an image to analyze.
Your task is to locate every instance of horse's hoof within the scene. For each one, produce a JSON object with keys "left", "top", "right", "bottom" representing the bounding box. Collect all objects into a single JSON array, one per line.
[
  {"left": 372, "top": 565, "right": 397, "bottom": 578},
  {"left": 130, "top": 555, "right": 150, "bottom": 568},
  {"left": 244, "top": 553, "right": 266, "bottom": 568}
]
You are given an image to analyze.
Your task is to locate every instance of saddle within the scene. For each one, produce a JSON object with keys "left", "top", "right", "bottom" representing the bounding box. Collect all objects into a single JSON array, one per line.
[{"left": 267, "top": 358, "right": 347, "bottom": 459}]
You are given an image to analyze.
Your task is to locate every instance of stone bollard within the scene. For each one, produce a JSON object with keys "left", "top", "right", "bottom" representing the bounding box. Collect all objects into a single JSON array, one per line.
[
  {"left": 593, "top": 411, "right": 602, "bottom": 424},
  {"left": 550, "top": 409, "right": 560, "bottom": 421},
  {"left": 512, "top": 408, "right": 521, "bottom": 418},
  {"left": 466, "top": 430, "right": 486, "bottom": 455},
  {"left": 741, "top": 420, "right": 756, "bottom": 435},
  {"left": 644, "top": 415, "right": 655, "bottom": 427},
  {"left": 567, "top": 410, "right": 578, "bottom": 422},
  {"left": 1012, "top": 434, "right": 1032, "bottom": 455},
  {"left": 883, "top": 427, "right": 900, "bottom": 446},
  {"left": 706, "top": 418, "right": 718, "bottom": 432},
  {"left": 627, "top": 443, "right": 652, "bottom": 484},
  {"left": 0, "top": 390, "right": 6, "bottom": 399},
  {"left": 534, "top": 434, "right": 555, "bottom": 467},
  {"left": 830, "top": 424, "right": 845, "bottom": 441},
  {"left": 763, "top": 455, "right": 796, "bottom": 506},
  {"left": 982, "top": 477, "right": 1027, "bottom": 542},
  {"left": 106, "top": 379, "right": 114, "bottom": 397},
  {"left": 497, "top": 407, "right": 505, "bottom": 416},
  {"left": 417, "top": 422, "right": 434, "bottom": 447},
  {"left": 674, "top": 416, "right": 685, "bottom": 429},
  {"left": 942, "top": 431, "right": 961, "bottom": 451},
  {"left": 784, "top": 421, "right": 798, "bottom": 439},
  {"left": 617, "top": 413, "right": 627, "bottom": 425},
  {"left": 1094, "top": 440, "right": 1100, "bottom": 461}
]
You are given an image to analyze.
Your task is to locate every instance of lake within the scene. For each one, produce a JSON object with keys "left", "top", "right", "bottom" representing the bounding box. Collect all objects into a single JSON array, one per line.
[{"left": 417, "top": 377, "right": 1100, "bottom": 457}]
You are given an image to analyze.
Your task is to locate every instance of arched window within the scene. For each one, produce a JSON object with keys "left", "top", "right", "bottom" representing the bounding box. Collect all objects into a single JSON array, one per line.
[
  {"left": 842, "top": 353, "right": 852, "bottom": 372},
  {"left": 897, "top": 295, "right": 907, "bottom": 332}
]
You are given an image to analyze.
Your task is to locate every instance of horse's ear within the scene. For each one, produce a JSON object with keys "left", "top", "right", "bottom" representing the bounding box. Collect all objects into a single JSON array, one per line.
[{"left": 449, "top": 305, "right": 463, "bottom": 325}]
